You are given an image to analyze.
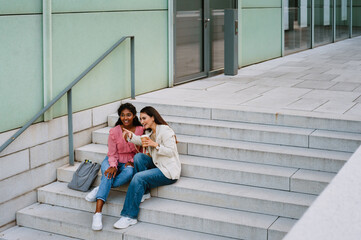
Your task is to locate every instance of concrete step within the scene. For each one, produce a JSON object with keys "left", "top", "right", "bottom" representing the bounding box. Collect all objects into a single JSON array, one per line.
[
  {"left": 88, "top": 128, "right": 351, "bottom": 172},
  {"left": 124, "top": 99, "right": 361, "bottom": 133},
  {"left": 180, "top": 155, "right": 335, "bottom": 195},
  {"left": 109, "top": 114, "right": 361, "bottom": 152},
  {"left": 17, "top": 203, "right": 234, "bottom": 240},
  {"left": 35, "top": 182, "right": 295, "bottom": 239},
  {"left": 108, "top": 114, "right": 314, "bottom": 148},
  {"left": 73, "top": 144, "right": 336, "bottom": 194},
  {"left": 55, "top": 165, "right": 315, "bottom": 219},
  {"left": 0, "top": 226, "right": 81, "bottom": 240},
  {"left": 158, "top": 177, "right": 316, "bottom": 219}
]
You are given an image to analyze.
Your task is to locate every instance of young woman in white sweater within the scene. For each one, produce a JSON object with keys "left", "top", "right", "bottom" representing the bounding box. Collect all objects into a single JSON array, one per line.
[{"left": 113, "top": 106, "right": 181, "bottom": 229}]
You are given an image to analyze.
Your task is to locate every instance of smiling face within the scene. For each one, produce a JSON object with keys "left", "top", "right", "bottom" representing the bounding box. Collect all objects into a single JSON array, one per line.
[
  {"left": 140, "top": 112, "right": 156, "bottom": 130},
  {"left": 120, "top": 108, "right": 135, "bottom": 128}
]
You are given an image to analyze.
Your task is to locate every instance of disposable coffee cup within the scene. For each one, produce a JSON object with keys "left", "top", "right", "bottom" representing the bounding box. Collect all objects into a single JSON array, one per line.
[{"left": 140, "top": 135, "right": 149, "bottom": 154}]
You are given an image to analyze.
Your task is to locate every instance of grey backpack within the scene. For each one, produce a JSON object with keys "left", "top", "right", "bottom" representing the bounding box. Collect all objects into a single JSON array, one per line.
[{"left": 68, "top": 161, "right": 100, "bottom": 192}]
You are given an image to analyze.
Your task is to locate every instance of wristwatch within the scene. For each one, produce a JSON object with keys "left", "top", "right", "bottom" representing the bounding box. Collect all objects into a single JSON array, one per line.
[{"left": 156, "top": 144, "right": 160, "bottom": 151}]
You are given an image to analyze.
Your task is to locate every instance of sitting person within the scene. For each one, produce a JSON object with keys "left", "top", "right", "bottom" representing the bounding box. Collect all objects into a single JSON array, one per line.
[
  {"left": 113, "top": 106, "right": 181, "bottom": 229},
  {"left": 85, "top": 103, "right": 143, "bottom": 231}
]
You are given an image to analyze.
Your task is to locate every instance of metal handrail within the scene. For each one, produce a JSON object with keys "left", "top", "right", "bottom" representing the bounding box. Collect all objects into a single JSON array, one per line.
[{"left": 0, "top": 36, "right": 135, "bottom": 165}]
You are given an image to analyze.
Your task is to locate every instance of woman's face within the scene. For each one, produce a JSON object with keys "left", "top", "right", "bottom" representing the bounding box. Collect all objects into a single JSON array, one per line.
[
  {"left": 140, "top": 112, "right": 155, "bottom": 129},
  {"left": 120, "top": 108, "right": 135, "bottom": 127}
]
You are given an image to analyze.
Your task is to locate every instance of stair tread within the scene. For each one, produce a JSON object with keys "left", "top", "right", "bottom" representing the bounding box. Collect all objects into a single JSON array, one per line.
[
  {"left": 169, "top": 177, "right": 316, "bottom": 206},
  {"left": 38, "top": 182, "right": 284, "bottom": 229},
  {"left": 17, "top": 203, "right": 234, "bottom": 240},
  {"left": 109, "top": 113, "right": 314, "bottom": 135},
  {"left": 90, "top": 128, "right": 351, "bottom": 160},
  {"left": 0, "top": 226, "right": 81, "bottom": 240}
]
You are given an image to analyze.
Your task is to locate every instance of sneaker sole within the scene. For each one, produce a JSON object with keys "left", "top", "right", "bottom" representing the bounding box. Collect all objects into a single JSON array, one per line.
[
  {"left": 92, "top": 226, "right": 102, "bottom": 231},
  {"left": 113, "top": 220, "right": 137, "bottom": 229}
]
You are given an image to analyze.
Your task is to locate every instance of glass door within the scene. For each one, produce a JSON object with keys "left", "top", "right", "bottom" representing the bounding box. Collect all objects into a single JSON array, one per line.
[
  {"left": 174, "top": 0, "right": 206, "bottom": 84},
  {"left": 174, "top": 0, "right": 237, "bottom": 85},
  {"left": 208, "top": 0, "right": 236, "bottom": 73}
]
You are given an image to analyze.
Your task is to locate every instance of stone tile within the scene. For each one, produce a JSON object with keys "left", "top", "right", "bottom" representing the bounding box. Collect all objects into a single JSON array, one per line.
[
  {"left": 0, "top": 156, "right": 68, "bottom": 204},
  {"left": 272, "top": 66, "right": 310, "bottom": 73},
  {"left": 306, "top": 67, "right": 332, "bottom": 74},
  {"left": 345, "top": 103, "right": 361, "bottom": 116},
  {"left": 0, "top": 150, "right": 29, "bottom": 181},
  {"left": 314, "top": 101, "right": 357, "bottom": 114},
  {"left": 294, "top": 80, "right": 337, "bottom": 90},
  {"left": 30, "top": 137, "right": 68, "bottom": 168},
  {"left": 73, "top": 109, "right": 92, "bottom": 133},
  {"left": 92, "top": 101, "right": 120, "bottom": 126},
  {"left": 243, "top": 95, "right": 301, "bottom": 108},
  {"left": 206, "top": 82, "right": 250, "bottom": 93},
  {"left": 332, "top": 73, "right": 361, "bottom": 83},
  {"left": 354, "top": 86, "right": 361, "bottom": 92},
  {"left": 0, "top": 191, "right": 36, "bottom": 227},
  {"left": 256, "top": 71, "right": 287, "bottom": 78},
  {"left": 276, "top": 71, "right": 309, "bottom": 80},
  {"left": 329, "top": 82, "right": 360, "bottom": 92},
  {"left": 175, "top": 79, "right": 225, "bottom": 90},
  {"left": 262, "top": 87, "right": 311, "bottom": 97},
  {"left": 250, "top": 78, "right": 303, "bottom": 87},
  {"left": 187, "top": 91, "right": 260, "bottom": 105},
  {"left": 236, "top": 85, "right": 274, "bottom": 95},
  {"left": 285, "top": 98, "right": 328, "bottom": 111},
  {"left": 300, "top": 73, "right": 339, "bottom": 81},
  {"left": 301, "top": 90, "right": 361, "bottom": 101}
]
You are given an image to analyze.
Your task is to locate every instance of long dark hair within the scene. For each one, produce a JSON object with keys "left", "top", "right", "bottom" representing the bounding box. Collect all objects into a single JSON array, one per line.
[
  {"left": 114, "top": 103, "right": 142, "bottom": 127},
  {"left": 140, "top": 106, "right": 168, "bottom": 127},
  {"left": 141, "top": 106, "right": 177, "bottom": 143}
]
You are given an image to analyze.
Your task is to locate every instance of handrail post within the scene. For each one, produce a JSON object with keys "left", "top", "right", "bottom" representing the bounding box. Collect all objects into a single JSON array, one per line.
[
  {"left": 130, "top": 36, "right": 135, "bottom": 99},
  {"left": 67, "top": 89, "right": 74, "bottom": 165}
]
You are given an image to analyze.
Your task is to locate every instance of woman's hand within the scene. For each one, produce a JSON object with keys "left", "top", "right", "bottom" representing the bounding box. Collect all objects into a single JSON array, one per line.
[
  {"left": 122, "top": 128, "right": 133, "bottom": 141},
  {"left": 104, "top": 167, "right": 117, "bottom": 179},
  {"left": 141, "top": 137, "right": 158, "bottom": 148}
]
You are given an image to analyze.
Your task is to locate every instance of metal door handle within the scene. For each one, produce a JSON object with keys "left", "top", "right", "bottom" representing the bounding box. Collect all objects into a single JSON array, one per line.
[{"left": 204, "top": 18, "right": 210, "bottom": 28}]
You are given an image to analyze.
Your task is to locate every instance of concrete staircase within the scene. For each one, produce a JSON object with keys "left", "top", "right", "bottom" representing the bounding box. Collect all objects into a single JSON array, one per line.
[{"left": 12, "top": 101, "right": 361, "bottom": 240}]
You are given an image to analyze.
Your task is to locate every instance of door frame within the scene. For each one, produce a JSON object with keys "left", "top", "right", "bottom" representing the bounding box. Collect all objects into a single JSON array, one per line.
[{"left": 170, "top": 0, "right": 237, "bottom": 86}]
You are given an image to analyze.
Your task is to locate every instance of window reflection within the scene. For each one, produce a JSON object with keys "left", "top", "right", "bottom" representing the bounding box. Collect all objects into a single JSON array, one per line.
[
  {"left": 284, "top": 0, "right": 312, "bottom": 54},
  {"left": 353, "top": 0, "right": 361, "bottom": 36},
  {"left": 314, "top": 0, "right": 333, "bottom": 46},
  {"left": 335, "top": 0, "right": 349, "bottom": 40},
  {"left": 175, "top": 0, "right": 203, "bottom": 80}
]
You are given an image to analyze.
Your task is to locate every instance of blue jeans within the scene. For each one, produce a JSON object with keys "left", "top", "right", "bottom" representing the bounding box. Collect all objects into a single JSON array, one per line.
[
  {"left": 96, "top": 156, "right": 134, "bottom": 202},
  {"left": 120, "top": 153, "right": 177, "bottom": 219}
]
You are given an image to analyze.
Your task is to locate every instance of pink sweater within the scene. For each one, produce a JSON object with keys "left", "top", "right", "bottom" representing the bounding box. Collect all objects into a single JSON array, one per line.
[{"left": 107, "top": 125, "right": 143, "bottom": 168}]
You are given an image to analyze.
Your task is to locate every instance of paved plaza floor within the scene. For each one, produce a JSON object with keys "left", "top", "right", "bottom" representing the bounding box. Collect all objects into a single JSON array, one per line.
[{"left": 136, "top": 36, "right": 361, "bottom": 121}]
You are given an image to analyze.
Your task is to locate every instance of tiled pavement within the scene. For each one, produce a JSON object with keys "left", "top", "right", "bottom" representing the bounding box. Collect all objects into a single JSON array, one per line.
[{"left": 136, "top": 36, "right": 361, "bottom": 121}]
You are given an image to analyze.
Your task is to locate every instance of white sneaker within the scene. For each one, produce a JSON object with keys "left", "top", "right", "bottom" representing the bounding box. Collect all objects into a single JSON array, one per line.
[
  {"left": 92, "top": 212, "right": 102, "bottom": 231},
  {"left": 85, "top": 186, "right": 99, "bottom": 202},
  {"left": 113, "top": 216, "right": 137, "bottom": 229},
  {"left": 141, "top": 193, "right": 151, "bottom": 203}
]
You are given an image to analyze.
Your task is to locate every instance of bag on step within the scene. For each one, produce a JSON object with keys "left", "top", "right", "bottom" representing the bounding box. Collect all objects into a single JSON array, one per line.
[{"left": 68, "top": 160, "right": 100, "bottom": 192}]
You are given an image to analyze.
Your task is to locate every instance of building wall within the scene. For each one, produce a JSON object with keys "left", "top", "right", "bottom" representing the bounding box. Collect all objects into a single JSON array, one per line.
[
  {"left": 0, "top": 0, "right": 168, "bottom": 229},
  {"left": 239, "top": 0, "right": 282, "bottom": 66},
  {"left": 0, "top": 0, "right": 168, "bottom": 133},
  {"left": 0, "top": 101, "right": 121, "bottom": 229}
]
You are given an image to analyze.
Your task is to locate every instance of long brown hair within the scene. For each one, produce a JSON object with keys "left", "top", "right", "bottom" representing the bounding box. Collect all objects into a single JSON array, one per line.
[
  {"left": 140, "top": 106, "right": 168, "bottom": 126},
  {"left": 140, "top": 106, "right": 178, "bottom": 143}
]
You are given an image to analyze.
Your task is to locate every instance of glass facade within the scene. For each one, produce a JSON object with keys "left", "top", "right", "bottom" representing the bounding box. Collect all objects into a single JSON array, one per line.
[
  {"left": 175, "top": 0, "right": 204, "bottom": 81},
  {"left": 335, "top": 0, "right": 350, "bottom": 40},
  {"left": 284, "top": 0, "right": 312, "bottom": 54},
  {"left": 209, "top": 0, "right": 234, "bottom": 71},
  {"left": 353, "top": 0, "right": 361, "bottom": 36},
  {"left": 174, "top": 0, "right": 236, "bottom": 84},
  {"left": 314, "top": 0, "right": 333, "bottom": 46},
  {"left": 284, "top": 0, "right": 360, "bottom": 54}
]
